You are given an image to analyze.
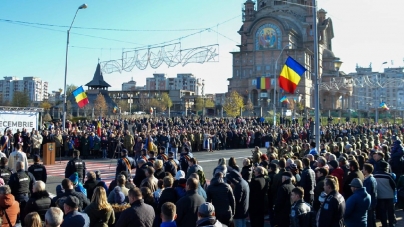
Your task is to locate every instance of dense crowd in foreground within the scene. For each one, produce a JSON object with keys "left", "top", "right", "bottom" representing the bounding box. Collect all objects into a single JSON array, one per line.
[{"left": 0, "top": 116, "right": 404, "bottom": 227}]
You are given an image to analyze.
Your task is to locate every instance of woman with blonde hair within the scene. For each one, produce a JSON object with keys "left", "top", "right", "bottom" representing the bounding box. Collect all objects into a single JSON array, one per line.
[
  {"left": 84, "top": 186, "right": 115, "bottom": 227},
  {"left": 24, "top": 212, "right": 42, "bottom": 227}
]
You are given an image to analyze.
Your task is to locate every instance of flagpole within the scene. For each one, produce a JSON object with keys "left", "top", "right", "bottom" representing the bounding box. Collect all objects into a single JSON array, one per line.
[
  {"left": 313, "top": 0, "right": 321, "bottom": 150},
  {"left": 273, "top": 44, "right": 291, "bottom": 127}
]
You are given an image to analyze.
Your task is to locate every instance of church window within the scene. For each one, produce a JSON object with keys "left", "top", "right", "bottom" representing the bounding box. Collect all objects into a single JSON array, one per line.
[
  {"left": 266, "top": 65, "right": 271, "bottom": 71},
  {"left": 257, "top": 66, "right": 261, "bottom": 71}
]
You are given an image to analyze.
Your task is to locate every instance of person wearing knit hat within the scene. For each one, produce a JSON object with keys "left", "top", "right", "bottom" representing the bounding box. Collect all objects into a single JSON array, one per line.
[
  {"left": 69, "top": 172, "right": 87, "bottom": 196},
  {"left": 344, "top": 178, "right": 370, "bottom": 227},
  {"left": 196, "top": 202, "right": 225, "bottom": 227},
  {"left": 329, "top": 160, "right": 344, "bottom": 193},
  {"left": 114, "top": 186, "right": 126, "bottom": 204}
]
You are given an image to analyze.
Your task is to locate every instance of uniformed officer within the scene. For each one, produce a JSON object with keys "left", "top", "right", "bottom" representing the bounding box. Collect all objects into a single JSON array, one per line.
[
  {"left": 65, "top": 149, "right": 86, "bottom": 182},
  {"left": 28, "top": 155, "right": 47, "bottom": 183},
  {"left": 115, "top": 149, "right": 135, "bottom": 179},
  {"left": 8, "top": 161, "right": 35, "bottom": 210},
  {"left": 0, "top": 157, "right": 13, "bottom": 184},
  {"left": 156, "top": 146, "right": 168, "bottom": 162}
]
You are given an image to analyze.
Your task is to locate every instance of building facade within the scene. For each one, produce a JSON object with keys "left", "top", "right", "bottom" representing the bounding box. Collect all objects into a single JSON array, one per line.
[
  {"left": 351, "top": 67, "right": 404, "bottom": 112},
  {"left": 122, "top": 77, "right": 137, "bottom": 91},
  {"left": 146, "top": 73, "right": 202, "bottom": 95},
  {"left": 0, "top": 76, "right": 48, "bottom": 103},
  {"left": 228, "top": 0, "right": 349, "bottom": 112}
]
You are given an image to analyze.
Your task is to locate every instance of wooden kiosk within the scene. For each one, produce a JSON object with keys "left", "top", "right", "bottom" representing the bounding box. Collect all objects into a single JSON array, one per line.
[{"left": 43, "top": 142, "right": 55, "bottom": 165}]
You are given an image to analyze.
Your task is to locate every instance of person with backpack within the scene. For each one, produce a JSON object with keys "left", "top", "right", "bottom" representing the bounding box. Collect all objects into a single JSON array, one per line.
[{"left": 0, "top": 157, "right": 13, "bottom": 185}]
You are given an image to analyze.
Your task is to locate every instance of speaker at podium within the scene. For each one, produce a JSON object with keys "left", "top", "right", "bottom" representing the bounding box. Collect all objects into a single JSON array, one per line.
[{"left": 43, "top": 142, "right": 55, "bottom": 165}]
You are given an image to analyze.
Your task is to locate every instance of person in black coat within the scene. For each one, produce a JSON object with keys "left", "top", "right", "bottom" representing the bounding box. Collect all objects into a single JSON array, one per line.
[
  {"left": 241, "top": 158, "right": 253, "bottom": 183},
  {"left": 22, "top": 181, "right": 51, "bottom": 223},
  {"left": 114, "top": 188, "right": 155, "bottom": 227},
  {"left": 28, "top": 155, "right": 47, "bottom": 183},
  {"left": 290, "top": 187, "right": 315, "bottom": 227},
  {"left": 318, "top": 176, "right": 346, "bottom": 227},
  {"left": 51, "top": 178, "right": 90, "bottom": 212},
  {"left": 83, "top": 171, "right": 99, "bottom": 200},
  {"left": 115, "top": 149, "right": 136, "bottom": 179},
  {"left": 175, "top": 178, "right": 205, "bottom": 227},
  {"left": 249, "top": 166, "right": 269, "bottom": 227},
  {"left": 227, "top": 170, "right": 250, "bottom": 225},
  {"left": 299, "top": 158, "right": 315, "bottom": 205},
  {"left": 274, "top": 171, "right": 295, "bottom": 227},
  {"left": 133, "top": 159, "right": 148, "bottom": 187},
  {"left": 343, "top": 160, "right": 364, "bottom": 199},
  {"left": 206, "top": 172, "right": 235, "bottom": 226}
]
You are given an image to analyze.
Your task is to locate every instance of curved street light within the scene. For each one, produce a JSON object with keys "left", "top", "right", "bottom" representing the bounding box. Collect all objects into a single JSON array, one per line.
[{"left": 62, "top": 4, "right": 87, "bottom": 130}]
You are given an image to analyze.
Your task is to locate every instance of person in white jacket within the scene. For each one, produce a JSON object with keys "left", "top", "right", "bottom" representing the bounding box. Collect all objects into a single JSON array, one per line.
[
  {"left": 8, "top": 143, "right": 28, "bottom": 172},
  {"left": 31, "top": 130, "right": 43, "bottom": 156}
]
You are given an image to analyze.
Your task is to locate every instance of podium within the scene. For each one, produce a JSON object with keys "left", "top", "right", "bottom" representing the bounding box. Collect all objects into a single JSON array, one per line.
[{"left": 43, "top": 142, "right": 55, "bottom": 165}]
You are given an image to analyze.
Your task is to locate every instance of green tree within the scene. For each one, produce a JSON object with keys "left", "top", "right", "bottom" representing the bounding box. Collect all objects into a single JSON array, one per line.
[
  {"left": 245, "top": 98, "right": 254, "bottom": 112},
  {"left": 40, "top": 100, "right": 52, "bottom": 111},
  {"left": 160, "top": 93, "right": 173, "bottom": 112},
  {"left": 65, "top": 84, "right": 78, "bottom": 96},
  {"left": 223, "top": 91, "right": 244, "bottom": 117},
  {"left": 118, "top": 100, "right": 130, "bottom": 113},
  {"left": 43, "top": 113, "right": 52, "bottom": 122},
  {"left": 94, "top": 93, "right": 108, "bottom": 117},
  {"left": 149, "top": 98, "right": 162, "bottom": 112},
  {"left": 12, "top": 91, "right": 30, "bottom": 107},
  {"left": 194, "top": 97, "right": 215, "bottom": 111}
]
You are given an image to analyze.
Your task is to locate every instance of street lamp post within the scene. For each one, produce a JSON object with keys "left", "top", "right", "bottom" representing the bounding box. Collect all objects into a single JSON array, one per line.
[
  {"left": 62, "top": 3, "right": 87, "bottom": 130},
  {"left": 202, "top": 79, "right": 205, "bottom": 118},
  {"left": 273, "top": 44, "right": 291, "bottom": 127},
  {"left": 128, "top": 94, "right": 133, "bottom": 114}
]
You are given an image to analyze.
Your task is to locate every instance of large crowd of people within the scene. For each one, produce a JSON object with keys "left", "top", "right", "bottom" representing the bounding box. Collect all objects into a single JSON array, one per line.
[{"left": 0, "top": 116, "right": 403, "bottom": 227}]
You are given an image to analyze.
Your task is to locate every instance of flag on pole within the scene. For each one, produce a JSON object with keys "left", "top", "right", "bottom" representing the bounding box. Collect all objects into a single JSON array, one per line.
[
  {"left": 279, "top": 96, "right": 290, "bottom": 104},
  {"left": 97, "top": 121, "right": 101, "bottom": 137},
  {"left": 150, "top": 107, "right": 154, "bottom": 114},
  {"left": 113, "top": 106, "right": 118, "bottom": 113},
  {"left": 72, "top": 86, "right": 89, "bottom": 108},
  {"left": 278, "top": 56, "right": 307, "bottom": 93},
  {"left": 379, "top": 102, "right": 389, "bottom": 110},
  {"left": 256, "top": 77, "right": 271, "bottom": 90}
]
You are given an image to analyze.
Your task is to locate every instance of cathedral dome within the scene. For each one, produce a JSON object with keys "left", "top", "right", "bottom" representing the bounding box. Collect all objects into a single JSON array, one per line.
[{"left": 323, "top": 49, "right": 335, "bottom": 58}]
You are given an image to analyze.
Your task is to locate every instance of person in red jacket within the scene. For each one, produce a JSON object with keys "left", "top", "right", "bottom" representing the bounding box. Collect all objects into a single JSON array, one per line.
[
  {"left": 0, "top": 185, "right": 20, "bottom": 227},
  {"left": 329, "top": 160, "right": 344, "bottom": 194}
]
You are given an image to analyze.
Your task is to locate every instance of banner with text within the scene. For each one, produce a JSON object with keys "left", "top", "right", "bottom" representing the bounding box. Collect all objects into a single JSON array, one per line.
[{"left": 0, "top": 112, "right": 38, "bottom": 133}]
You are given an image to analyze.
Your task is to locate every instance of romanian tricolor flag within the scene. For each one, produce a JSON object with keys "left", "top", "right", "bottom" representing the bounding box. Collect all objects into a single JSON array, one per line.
[
  {"left": 97, "top": 121, "right": 101, "bottom": 137},
  {"left": 72, "top": 86, "right": 89, "bottom": 108},
  {"left": 256, "top": 77, "right": 271, "bottom": 90},
  {"left": 379, "top": 102, "right": 389, "bottom": 110},
  {"left": 150, "top": 107, "right": 153, "bottom": 114},
  {"left": 113, "top": 106, "right": 118, "bottom": 113},
  {"left": 279, "top": 96, "right": 290, "bottom": 104},
  {"left": 279, "top": 56, "right": 307, "bottom": 93}
]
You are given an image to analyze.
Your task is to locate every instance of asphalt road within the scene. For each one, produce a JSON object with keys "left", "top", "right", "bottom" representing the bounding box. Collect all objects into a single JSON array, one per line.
[{"left": 43, "top": 148, "right": 254, "bottom": 195}]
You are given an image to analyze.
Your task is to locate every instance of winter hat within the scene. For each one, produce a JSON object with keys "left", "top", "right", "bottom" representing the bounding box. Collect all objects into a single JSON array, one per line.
[
  {"left": 198, "top": 202, "right": 215, "bottom": 218},
  {"left": 349, "top": 178, "right": 363, "bottom": 188},
  {"left": 114, "top": 186, "right": 125, "bottom": 204},
  {"left": 69, "top": 172, "right": 79, "bottom": 185},
  {"left": 328, "top": 160, "right": 339, "bottom": 169},
  {"left": 175, "top": 170, "right": 185, "bottom": 180}
]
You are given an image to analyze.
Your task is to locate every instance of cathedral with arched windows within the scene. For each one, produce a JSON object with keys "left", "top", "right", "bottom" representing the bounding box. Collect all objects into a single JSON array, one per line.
[{"left": 228, "top": 0, "right": 352, "bottom": 113}]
